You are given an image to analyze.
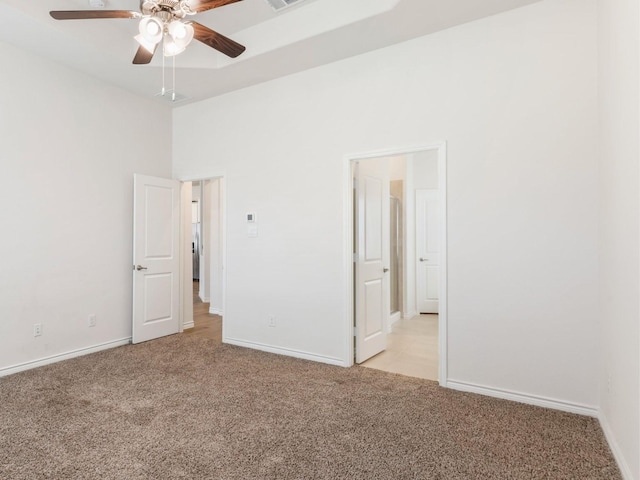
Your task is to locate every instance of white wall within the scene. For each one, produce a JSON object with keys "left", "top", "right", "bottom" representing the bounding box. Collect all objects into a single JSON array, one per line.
[
  {"left": 0, "top": 41, "right": 172, "bottom": 373},
  {"left": 173, "top": 0, "right": 600, "bottom": 407},
  {"left": 598, "top": 0, "right": 640, "bottom": 477}
]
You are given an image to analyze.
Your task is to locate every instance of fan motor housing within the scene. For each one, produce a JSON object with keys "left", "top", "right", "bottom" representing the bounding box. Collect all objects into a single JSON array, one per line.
[{"left": 141, "top": 0, "right": 189, "bottom": 18}]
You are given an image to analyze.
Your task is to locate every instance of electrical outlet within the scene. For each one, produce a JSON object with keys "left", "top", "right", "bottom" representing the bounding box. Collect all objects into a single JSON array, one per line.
[
  {"left": 88, "top": 314, "right": 97, "bottom": 327},
  {"left": 33, "top": 323, "right": 42, "bottom": 337},
  {"left": 268, "top": 315, "right": 276, "bottom": 327}
]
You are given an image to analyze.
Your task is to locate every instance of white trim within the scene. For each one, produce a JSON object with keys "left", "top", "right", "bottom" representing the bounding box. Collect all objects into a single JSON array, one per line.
[
  {"left": 599, "top": 413, "right": 634, "bottom": 480},
  {"left": 179, "top": 181, "right": 193, "bottom": 334},
  {"left": 220, "top": 178, "right": 227, "bottom": 332},
  {"left": 176, "top": 172, "right": 227, "bottom": 183},
  {"left": 225, "top": 338, "right": 346, "bottom": 367},
  {"left": 402, "top": 311, "right": 418, "bottom": 320},
  {"left": 209, "top": 307, "right": 224, "bottom": 315},
  {"left": 343, "top": 142, "right": 448, "bottom": 388},
  {"left": 0, "top": 338, "right": 131, "bottom": 378},
  {"left": 176, "top": 173, "right": 227, "bottom": 340},
  {"left": 200, "top": 295, "right": 211, "bottom": 303},
  {"left": 342, "top": 156, "right": 356, "bottom": 367},
  {"left": 183, "top": 320, "right": 195, "bottom": 330},
  {"left": 446, "top": 380, "right": 598, "bottom": 417},
  {"left": 436, "top": 143, "right": 448, "bottom": 386},
  {"left": 389, "top": 311, "right": 401, "bottom": 328}
]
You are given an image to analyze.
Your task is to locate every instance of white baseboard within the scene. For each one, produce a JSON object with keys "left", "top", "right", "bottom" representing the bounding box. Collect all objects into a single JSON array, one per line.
[
  {"left": 209, "top": 307, "right": 223, "bottom": 316},
  {"left": 446, "top": 380, "right": 598, "bottom": 417},
  {"left": 390, "top": 311, "right": 401, "bottom": 328},
  {"left": 403, "top": 311, "right": 417, "bottom": 320},
  {"left": 183, "top": 321, "right": 195, "bottom": 330},
  {"left": 599, "top": 413, "right": 634, "bottom": 480},
  {"left": 224, "top": 337, "right": 346, "bottom": 367},
  {"left": 0, "top": 337, "right": 131, "bottom": 378}
]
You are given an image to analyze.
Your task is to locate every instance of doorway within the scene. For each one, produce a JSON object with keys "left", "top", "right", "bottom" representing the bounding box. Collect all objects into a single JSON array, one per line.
[
  {"left": 347, "top": 144, "right": 447, "bottom": 385},
  {"left": 181, "top": 178, "right": 225, "bottom": 343}
]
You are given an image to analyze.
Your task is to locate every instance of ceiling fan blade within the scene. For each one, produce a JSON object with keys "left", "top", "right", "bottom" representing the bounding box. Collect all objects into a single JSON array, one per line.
[
  {"left": 133, "top": 45, "right": 157, "bottom": 65},
  {"left": 50, "top": 10, "right": 141, "bottom": 20},
  {"left": 187, "top": 0, "right": 243, "bottom": 13},
  {"left": 192, "top": 22, "right": 246, "bottom": 58}
]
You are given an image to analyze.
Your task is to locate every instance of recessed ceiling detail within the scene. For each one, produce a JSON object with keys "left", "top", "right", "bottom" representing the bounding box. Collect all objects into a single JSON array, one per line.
[
  {"left": 264, "top": 0, "right": 307, "bottom": 12},
  {"left": 0, "top": 0, "right": 542, "bottom": 105}
]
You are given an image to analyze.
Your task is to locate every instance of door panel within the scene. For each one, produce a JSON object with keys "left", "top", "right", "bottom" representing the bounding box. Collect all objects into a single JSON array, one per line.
[
  {"left": 426, "top": 266, "right": 439, "bottom": 301},
  {"left": 355, "top": 159, "right": 390, "bottom": 363},
  {"left": 143, "top": 274, "right": 173, "bottom": 323},
  {"left": 133, "top": 174, "right": 180, "bottom": 344},
  {"left": 416, "top": 189, "right": 439, "bottom": 314},
  {"left": 364, "top": 279, "right": 384, "bottom": 337},
  {"left": 365, "top": 176, "right": 383, "bottom": 260},
  {"left": 145, "top": 186, "right": 174, "bottom": 257}
]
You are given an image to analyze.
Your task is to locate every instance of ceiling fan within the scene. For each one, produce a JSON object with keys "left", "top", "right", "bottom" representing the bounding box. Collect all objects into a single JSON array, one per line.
[{"left": 49, "top": 0, "right": 246, "bottom": 65}]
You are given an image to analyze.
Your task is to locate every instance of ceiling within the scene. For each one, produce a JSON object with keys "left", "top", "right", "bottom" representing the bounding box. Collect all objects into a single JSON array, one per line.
[{"left": 0, "top": 0, "right": 540, "bottom": 106}]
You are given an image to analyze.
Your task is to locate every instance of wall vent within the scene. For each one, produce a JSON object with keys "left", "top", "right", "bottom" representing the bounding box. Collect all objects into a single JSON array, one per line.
[
  {"left": 264, "top": 0, "right": 306, "bottom": 12},
  {"left": 154, "top": 91, "right": 190, "bottom": 104}
]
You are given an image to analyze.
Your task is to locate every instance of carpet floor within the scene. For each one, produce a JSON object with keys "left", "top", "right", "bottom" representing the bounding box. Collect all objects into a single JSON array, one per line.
[{"left": 0, "top": 335, "right": 621, "bottom": 479}]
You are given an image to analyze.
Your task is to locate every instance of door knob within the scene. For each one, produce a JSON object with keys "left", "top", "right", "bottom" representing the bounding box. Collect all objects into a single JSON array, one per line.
[
  {"left": 420, "top": 258, "right": 428, "bottom": 262},
  {"left": 136, "top": 265, "right": 148, "bottom": 271},
  {"left": 383, "top": 268, "right": 390, "bottom": 273}
]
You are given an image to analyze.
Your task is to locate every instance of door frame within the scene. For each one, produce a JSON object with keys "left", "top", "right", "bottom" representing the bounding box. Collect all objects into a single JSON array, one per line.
[
  {"left": 342, "top": 143, "right": 448, "bottom": 386},
  {"left": 176, "top": 174, "right": 227, "bottom": 339}
]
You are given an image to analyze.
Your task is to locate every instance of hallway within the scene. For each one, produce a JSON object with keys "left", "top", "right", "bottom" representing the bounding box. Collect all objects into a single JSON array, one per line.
[
  {"left": 184, "top": 281, "right": 222, "bottom": 342},
  {"left": 361, "top": 315, "right": 438, "bottom": 381}
]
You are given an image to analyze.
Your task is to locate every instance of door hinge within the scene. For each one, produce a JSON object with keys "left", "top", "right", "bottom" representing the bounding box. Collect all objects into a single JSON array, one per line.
[
  {"left": 353, "top": 252, "right": 357, "bottom": 263},
  {"left": 353, "top": 177, "right": 357, "bottom": 189},
  {"left": 353, "top": 326, "right": 357, "bottom": 336}
]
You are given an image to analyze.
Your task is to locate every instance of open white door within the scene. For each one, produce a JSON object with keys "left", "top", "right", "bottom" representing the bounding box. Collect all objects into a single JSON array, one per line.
[
  {"left": 355, "top": 158, "right": 390, "bottom": 363},
  {"left": 416, "top": 189, "right": 439, "bottom": 314},
  {"left": 132, "top": 174, "right": 181, "bottom": 344}
]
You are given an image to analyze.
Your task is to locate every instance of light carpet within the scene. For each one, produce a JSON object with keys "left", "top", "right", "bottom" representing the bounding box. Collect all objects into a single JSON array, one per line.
[{"left": 0, "top": 334, "right": 620, "bottom": 479}]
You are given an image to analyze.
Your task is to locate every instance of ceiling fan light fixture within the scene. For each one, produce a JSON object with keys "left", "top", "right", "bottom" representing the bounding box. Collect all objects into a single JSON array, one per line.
[
  {"left": 168, "top": 20, "right": 186, "bottom": 39},
  {"left": 168, "top": 20, "right": 194, "bottom": 47},
  {"left": 138, "top": 16, "right": 163, "bottom": 44},
  {"left": 163, "top": 35, "right": 186, "bottom": 57}
]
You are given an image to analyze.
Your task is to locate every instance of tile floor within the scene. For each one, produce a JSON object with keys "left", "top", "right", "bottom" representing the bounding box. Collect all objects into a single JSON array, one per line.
[{"left": 360, "top": 314, "right": 439, "bottom": 381}]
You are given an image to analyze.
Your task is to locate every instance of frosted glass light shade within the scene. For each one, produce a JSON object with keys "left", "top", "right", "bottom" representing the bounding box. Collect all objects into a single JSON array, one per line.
[
  {"left": 163, "top": 36, "right": 186, "bottom": 57},
  {"left": 138, "top": 17, "right": 163, "bottom": 44},
  {"left": 167, "top": 21, "right": 194, "bottom": 48}
]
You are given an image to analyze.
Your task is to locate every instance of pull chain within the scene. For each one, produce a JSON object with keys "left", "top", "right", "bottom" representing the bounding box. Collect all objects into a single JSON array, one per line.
[
  {"left": 172, "top": 55, "right": 176, "bottom": 102},
  {"left": 161, "top": 45, "right": 166, "bottom": 96}
]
